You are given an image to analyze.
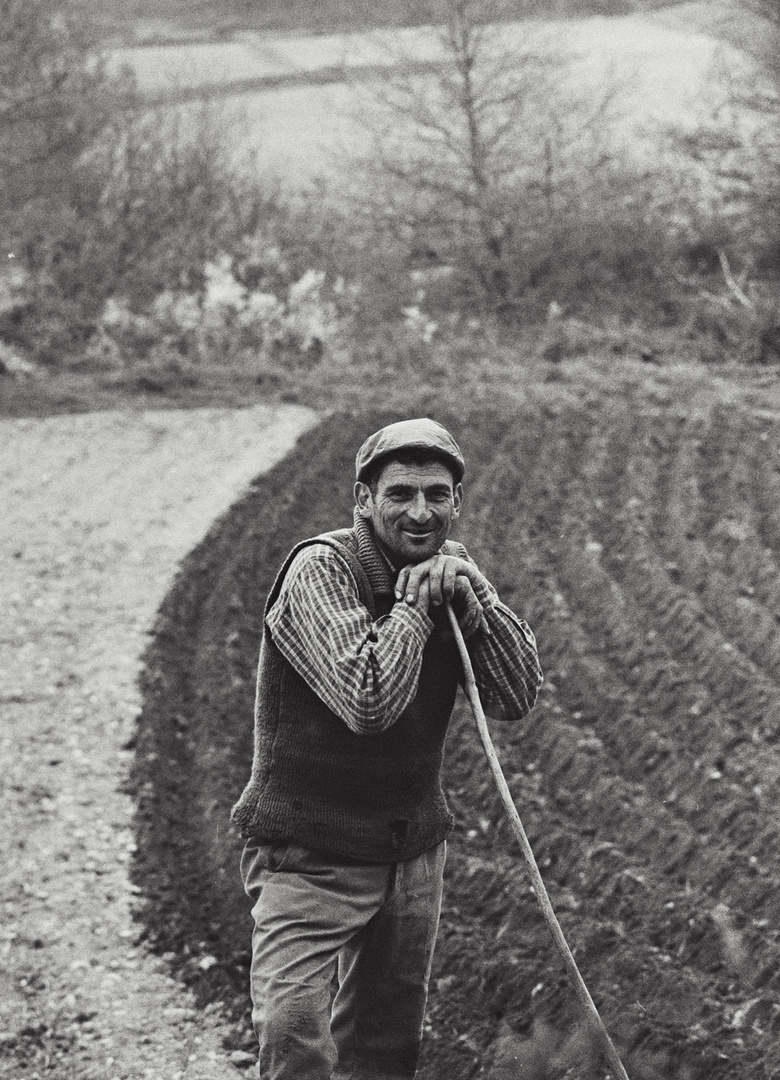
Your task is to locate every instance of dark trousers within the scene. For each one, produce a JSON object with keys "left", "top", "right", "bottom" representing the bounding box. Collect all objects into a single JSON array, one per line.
[{"left": 240, "top": 838, "right": 446, "bottom": 1080}]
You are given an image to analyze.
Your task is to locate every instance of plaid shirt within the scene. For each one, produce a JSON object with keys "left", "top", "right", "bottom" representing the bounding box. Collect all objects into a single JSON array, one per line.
[{"left": 266, "top": 529, "right": 542, "bottom": 736}]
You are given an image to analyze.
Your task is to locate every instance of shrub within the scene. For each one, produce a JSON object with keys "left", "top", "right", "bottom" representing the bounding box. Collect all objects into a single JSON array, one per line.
[
  {"left": 85, "top": 253, "right": 355, "bottom": 379},
  {"left": 681, "top": 273, "right": 780, "bottom": 365},
  {"left": 6, "top": 99, "right": 293, "bottom": 362},
  {"left": 0, "top": 0, "right": 129, "bottom": 214}
]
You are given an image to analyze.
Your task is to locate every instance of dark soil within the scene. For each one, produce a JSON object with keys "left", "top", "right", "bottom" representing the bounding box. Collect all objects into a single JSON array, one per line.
[{"left": 131, "top": 398, "right": 780, "bottom": 1078}]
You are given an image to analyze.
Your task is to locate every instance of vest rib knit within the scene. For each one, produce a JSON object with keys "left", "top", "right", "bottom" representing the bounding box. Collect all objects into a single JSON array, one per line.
[{"left": 231, "top": 519, "right": 466, "bottom": 863}]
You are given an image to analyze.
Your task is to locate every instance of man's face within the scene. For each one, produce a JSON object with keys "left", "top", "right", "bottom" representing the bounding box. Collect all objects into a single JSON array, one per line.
[{"left": 355, "top": 459, "right": 462, "bottom": 566}]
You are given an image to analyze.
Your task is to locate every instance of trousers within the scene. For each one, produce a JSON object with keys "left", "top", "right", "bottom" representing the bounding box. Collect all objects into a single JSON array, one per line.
[{"left": 240, "top": 837, "right": 446, "bottom": 1080}]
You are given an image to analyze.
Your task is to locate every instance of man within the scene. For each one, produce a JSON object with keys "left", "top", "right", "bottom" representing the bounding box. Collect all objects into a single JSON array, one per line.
[{"left": 232, "top": 417, "right": 542, "bottom": 1080}]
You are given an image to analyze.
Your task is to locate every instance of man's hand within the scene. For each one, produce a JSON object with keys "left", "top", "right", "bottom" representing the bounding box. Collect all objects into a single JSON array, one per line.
[{"left": 395, "top": 555, "right": 486, "bottom": 637}]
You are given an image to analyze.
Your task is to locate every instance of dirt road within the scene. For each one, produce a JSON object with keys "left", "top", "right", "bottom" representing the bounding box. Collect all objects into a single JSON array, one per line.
[{"left": 0, "top": 403, "right": 317, "bottom": 1080}]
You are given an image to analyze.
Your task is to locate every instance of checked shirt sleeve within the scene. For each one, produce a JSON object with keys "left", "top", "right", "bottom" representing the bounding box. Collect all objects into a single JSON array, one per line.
[
  {"left": 465, "top": 571, "right": 543, "bottom": 722},
  {"left": 266, "top": 544, "right": 434, "bottom": 735}
]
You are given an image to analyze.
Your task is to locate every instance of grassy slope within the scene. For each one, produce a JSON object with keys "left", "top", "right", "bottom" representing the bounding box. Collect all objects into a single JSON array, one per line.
[
  {"left": 132, "top": 372, "right": 780, "bottom": 1079},
  {"left": 76, "top": 0, "right": 684, "bottom": 42}
]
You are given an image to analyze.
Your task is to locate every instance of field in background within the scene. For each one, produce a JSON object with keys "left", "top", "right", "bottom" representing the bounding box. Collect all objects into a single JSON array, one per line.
[
  {"left": 79, "top": 0, "right": 684, "bottom": 45},
  {"left": 3, "top": 0, "right": 770, "bottom": 419},
  {"left": 108, "top": 4, "right": 754, "bottom": 184}
]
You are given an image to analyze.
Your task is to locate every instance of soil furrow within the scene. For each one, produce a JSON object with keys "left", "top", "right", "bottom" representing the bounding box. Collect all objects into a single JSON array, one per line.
[{"left": 132, "top": 403, "right": 780, "bottom": 1080}]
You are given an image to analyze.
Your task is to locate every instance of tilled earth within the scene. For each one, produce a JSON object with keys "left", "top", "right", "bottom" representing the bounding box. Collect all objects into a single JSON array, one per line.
[
  {"left": 0, "top": 402, "right": 317, "bottom": 1080},
  {"left": 134, "top": 387, "right": 780, "bottom": 1080}
]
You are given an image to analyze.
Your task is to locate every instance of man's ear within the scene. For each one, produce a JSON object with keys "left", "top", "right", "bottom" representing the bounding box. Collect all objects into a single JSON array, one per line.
[
  {"left": 354, "top": 481, "right": 373, "bottom": 518},
  {"left": 452, "top": 482, "right": 463, "bottom": 519}
]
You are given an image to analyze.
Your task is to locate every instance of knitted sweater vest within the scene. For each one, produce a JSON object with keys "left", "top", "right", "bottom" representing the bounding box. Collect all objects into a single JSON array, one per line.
[{"left": 230, "top": 523, "right": 466, "bottom": 863}]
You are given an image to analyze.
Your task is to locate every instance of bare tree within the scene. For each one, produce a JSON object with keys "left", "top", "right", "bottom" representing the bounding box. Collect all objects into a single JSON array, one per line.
[{"left": 347, "top": 0, "right": 621, "bottom": 314}]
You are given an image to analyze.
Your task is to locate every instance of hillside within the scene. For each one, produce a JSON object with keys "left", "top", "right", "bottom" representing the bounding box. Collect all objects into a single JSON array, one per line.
[
  {"left": 79, "top": 0, "right": 685, "bottom": 45},
  {"left": 134, "top": 373, "right": 780, "bottom": 1079}
]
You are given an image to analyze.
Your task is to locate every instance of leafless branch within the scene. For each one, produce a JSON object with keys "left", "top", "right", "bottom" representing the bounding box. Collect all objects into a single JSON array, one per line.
[{"left": 717, "top": 249, "right": 755, "bottom": 308}]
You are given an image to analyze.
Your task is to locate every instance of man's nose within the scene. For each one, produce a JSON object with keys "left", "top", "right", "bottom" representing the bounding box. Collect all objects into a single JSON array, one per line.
[{"left": 406, "top": 493, "right": 431, "bottom": 522}]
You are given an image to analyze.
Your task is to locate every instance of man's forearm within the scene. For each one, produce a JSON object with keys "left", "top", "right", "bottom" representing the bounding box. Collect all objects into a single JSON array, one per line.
[
  {"left": 467, "top": 578, "right": 543, "bottom": 720},
  {"left": 267, "top": 547, "right": 436, "bottom": 734},
  {"left": 325, "top": 602, "right": 435, "bottom": 733}
]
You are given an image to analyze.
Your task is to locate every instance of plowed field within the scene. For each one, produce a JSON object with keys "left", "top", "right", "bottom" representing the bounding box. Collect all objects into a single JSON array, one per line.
[{"left": 133, "top": 393, "right": 780, "bottom": 1079}]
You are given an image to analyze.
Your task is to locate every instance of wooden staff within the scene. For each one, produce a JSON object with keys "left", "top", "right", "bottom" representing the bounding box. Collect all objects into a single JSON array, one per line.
[{"left": 445, "top": 603, "right": 630, "bottom": 1080}]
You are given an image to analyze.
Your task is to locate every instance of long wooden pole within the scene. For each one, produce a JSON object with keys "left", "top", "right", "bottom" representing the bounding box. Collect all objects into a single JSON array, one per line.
[{"left": 445, "top": 603, "right": 630, "bottom": 1080}]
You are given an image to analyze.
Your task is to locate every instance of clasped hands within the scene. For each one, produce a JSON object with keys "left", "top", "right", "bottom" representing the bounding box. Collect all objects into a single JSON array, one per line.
[{"left": 395, "top": 554, "right": 486, "bottom": 638}]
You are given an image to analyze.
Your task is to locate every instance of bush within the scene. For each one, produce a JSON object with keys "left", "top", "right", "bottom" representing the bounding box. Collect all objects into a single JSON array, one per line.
[
  {"left": 86, "top": 255, "right": 354, "bottom": 374},
  {"left": 6, "top": 100, "right": 299, "bottom": 362},
  {"left": 0, "top": 0, "right": 129, "bottom": 214},
  {"left": 681, "top": 276, "right": 780, "bottom": 365}
]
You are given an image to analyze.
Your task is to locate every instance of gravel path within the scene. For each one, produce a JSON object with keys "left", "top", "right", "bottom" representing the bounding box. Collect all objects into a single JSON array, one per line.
[{"left": 0, "top": 403, "right": 317, "bottom": 1080}]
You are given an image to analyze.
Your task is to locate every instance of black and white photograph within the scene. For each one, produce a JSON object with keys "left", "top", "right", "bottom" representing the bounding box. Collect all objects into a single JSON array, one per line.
[{"left": 2, "top": 2, "right": 779, "bottom": 1078}]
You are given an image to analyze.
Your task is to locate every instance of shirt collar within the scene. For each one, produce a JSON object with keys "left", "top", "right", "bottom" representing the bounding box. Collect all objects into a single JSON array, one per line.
[{"left": 353, "top": 508, "right": 397, "bottom": 595}]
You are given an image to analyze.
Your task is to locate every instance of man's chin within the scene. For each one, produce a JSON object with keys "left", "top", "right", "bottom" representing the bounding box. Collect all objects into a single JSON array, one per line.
[
  {"left": 375, "top": 529, "right": 445, "bottom": 566},
  {"left": 397, "top": 536, "right": 441, "bottom": 562}
]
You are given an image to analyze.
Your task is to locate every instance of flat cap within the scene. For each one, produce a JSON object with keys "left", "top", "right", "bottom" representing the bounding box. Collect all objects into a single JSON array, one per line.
[{"left": 355, "top": 418, "right": 465, "bottom": 483}]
